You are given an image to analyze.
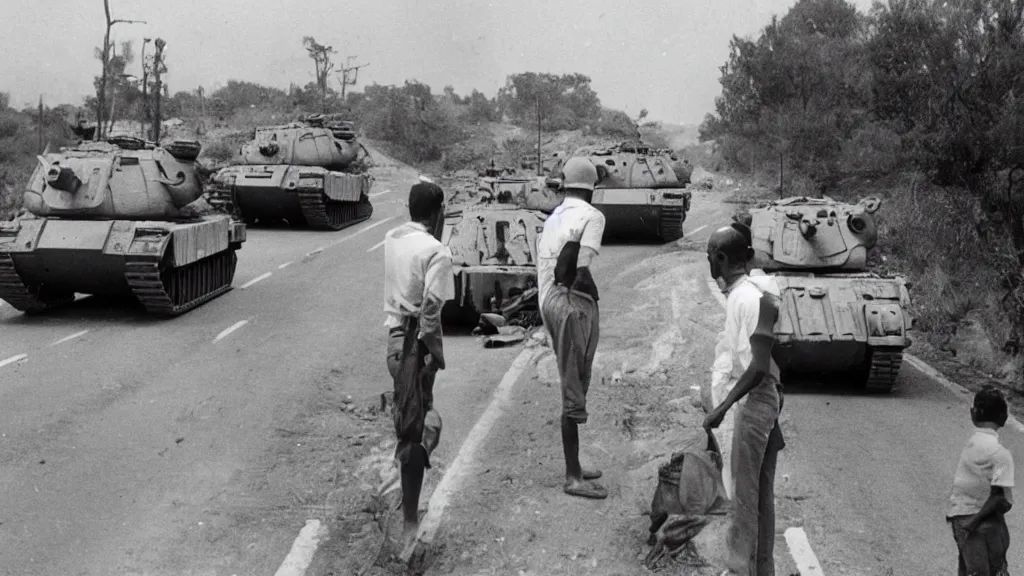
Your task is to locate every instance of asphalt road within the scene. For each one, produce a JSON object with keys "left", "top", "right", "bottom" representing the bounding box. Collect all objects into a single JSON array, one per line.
[
  {"left": 2, "top": 170, "right": 1002, "bottom": 576},
  {"left": 778, "top": 363, "right": 1024, "bottom": 575}
]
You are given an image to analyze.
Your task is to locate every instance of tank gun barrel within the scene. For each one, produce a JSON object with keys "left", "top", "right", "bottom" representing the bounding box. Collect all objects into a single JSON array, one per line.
[
  {"left": 799, "top": 218, "right": 817, "bottom": 239},
  {"left": 39, "top": 156, "right": 83, "bottom": 194}
]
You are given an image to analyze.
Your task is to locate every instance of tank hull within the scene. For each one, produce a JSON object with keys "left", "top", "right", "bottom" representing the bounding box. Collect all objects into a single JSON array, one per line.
[
  {"left": 772, "top": 273, "right": 912, "bottom": 392},
  {"left": 440, "top": 206, "right": 545, "bottom": 327},
  {"left": 0, "top": 215, "right": 245, "bottom": 316},
  {"left": 592, "top": 187, "right": 691, "bottom": 242},
  {"left": 213, "top": 165, "right": 373, "bottom": 231}
]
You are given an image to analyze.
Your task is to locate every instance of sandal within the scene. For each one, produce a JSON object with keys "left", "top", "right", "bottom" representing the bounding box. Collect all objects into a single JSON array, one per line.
[
  {"left": 583, "top": 468, "right": 602, "bottom": 480},
  {"left": 564, "top": 479, "right": 608, "bottom": 499}
]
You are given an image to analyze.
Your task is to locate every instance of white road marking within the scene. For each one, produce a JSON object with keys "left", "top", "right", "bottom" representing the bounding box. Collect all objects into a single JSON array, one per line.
[
  {"left": 686, "top": 224, "right": 708, "bottom": 237},
  {"left": 0, "top": 354, "right": 28, "bottom": 369},
  {"left": 407, "top": 347, "right": 541, "bottom": 560},
  {"left": 305, "top": 247, "right": 325, "bottom": 257},
  {"left": 213, "top": 320, "right": 249, "bottom": 343},
  {"left": 51, "top": 330, "right": 89, "bottom": 346},
  {"left": 904, "top": 353, "right": 1024, "bottom": 434},
  {"left": 369, "top": 188, "right": 392, "bottom": 198},
  {"left": 785, "top": 527, "right": 826, "bottom": 575},
  {"left": 367, "top": 239, "right": 385, "bottom": 253},
  {"left": 239, "top": 272, "right": 272, "bottom": 289},
  {"left": 278, "top": 261, "right": 293, "bottom": 270},
  {"left": 325, "top": 216, "right": 397, "bottom": 249},
  {"left": 273, "top": 519, "right": 329, "bottom": 576}
]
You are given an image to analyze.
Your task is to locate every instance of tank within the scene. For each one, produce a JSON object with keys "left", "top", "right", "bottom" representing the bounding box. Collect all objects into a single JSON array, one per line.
[
  {"left": 549, "top": 140, "right": 692, "bottom": 242},
  {"left": 737, "top": 195, "right": 913, "bottom": 392},
  {"left": 0, "top": 136, "right": 246, "bottom": 316},
  {"left": 209, "top": 113, "right": 373, "bottom": 231},
  {"left": 440, "top": 172, "right": 557, "bottom": 327}
]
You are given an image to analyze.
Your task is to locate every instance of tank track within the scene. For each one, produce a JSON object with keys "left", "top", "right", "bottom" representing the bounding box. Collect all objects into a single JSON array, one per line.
[
  {"left": 0, "top": 254, "right": 75, "bottom": 313},
  {"left": 658, "top": 205, "right": 685, "bottom": 242},
  {"left": 864, "top": 346, "right": 904, "bottom": 393},
  {"left": 298, "top": 190, "right": 373, "bottom": 231},
  {"left": 124, "top": 248, "right": 238, "bottom": 316}
]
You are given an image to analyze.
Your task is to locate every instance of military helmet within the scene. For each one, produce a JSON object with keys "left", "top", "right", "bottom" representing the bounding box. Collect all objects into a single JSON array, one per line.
[{"left": 560, "top": 156, "right": 600, "bottom": 192}]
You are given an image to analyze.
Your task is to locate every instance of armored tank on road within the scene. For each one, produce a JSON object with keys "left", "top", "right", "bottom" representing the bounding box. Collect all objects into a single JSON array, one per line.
[
  {"left": 210, "top": 114, "right": 373, "bottom": 230},
  {"left": 737, "top": 195, "right": 913, "bottom": 392},
  {"left": 0, "top": 136, "right": 246, "bottom": 316},
  {"left": 548, "top": 140, "right": 691, "bottom": 242},
  {"left": 440, "top": 171, "right": 557, "bottom": 327}
]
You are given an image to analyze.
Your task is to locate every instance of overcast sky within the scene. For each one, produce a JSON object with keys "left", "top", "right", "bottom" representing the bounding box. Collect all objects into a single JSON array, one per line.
[{"left": 2, "top": 0, "right": 874, "bottom": 125}]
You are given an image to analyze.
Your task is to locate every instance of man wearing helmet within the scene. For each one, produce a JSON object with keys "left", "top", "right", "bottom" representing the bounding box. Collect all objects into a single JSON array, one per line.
[{"left": 537, "top": 156, "right": 608, "bottom": 500}]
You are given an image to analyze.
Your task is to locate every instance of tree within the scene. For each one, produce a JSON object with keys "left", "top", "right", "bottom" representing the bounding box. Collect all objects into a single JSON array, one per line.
[
  {"left": 95, "top": 0, "right": 145, "bottom": 140},
  {"left": 303, "top": 36, "right": 335, "bottom": 113},
  {"left": 337, "top": 56, "right": 370, "bottom": 102}
]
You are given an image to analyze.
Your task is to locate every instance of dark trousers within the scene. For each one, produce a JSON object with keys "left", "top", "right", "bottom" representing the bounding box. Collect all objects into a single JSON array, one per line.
[
  {"left": 386, "top": 317, "right": 437, "bottom": 468},
  {"left": 726, "top": 376, "right": 782, "bottom": 576},
  {"left": 949, "top": 514, "right": 1011, "bottom": 576}
]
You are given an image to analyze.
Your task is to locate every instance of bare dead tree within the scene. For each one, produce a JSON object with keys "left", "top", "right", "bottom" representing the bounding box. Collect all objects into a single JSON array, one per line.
[
  {"left": 303, "top": 36, "right": 336, "bottom": 113},
  {"left": 96, "top": 0, "right": 145, "bottom": 140}
]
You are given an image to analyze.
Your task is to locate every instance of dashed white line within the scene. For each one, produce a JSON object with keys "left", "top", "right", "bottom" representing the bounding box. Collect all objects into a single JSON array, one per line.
[
  {"left": 686, "top": 224, "right": 708, "bottom": 237},
  {"left": 213, "top": 320, "right": 249, "bottom": 343},
  {"left": 239, "top": 272, "right": 272, "bottom": 289},
  {"left": 0, "top": 354, "right": 28, "bottom": 369},
  {"left": 325, "top": 216, "right": 397, "bottom": 249},
  {"left": 407, "top": 347, "right": 542, "bottom": 561},
  {"left": 305, "top": 247, "right": 325, "bottom": 257},
  {"left": 273, "top": 519, "right": 329, "bottom": 576},
  {"left": 367, "top": 239, "right": 385, "bottom": 253},
  {"left": 369, "top": 188, "right": 392, "bottom": 198},
  {"left": 278, "top": 261, "right": 293, "bottom": 270},
  {"left": 51, "top": 330, "right": 89, "bottom": 346},
  {"left": 785, "top": 527, "right": 826, "bottom": 575}
]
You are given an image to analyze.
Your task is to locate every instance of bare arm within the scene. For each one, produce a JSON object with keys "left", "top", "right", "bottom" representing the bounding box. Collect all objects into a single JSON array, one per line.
[{"left": 966, "top": 486, "right": 1013, "bottom": 530}]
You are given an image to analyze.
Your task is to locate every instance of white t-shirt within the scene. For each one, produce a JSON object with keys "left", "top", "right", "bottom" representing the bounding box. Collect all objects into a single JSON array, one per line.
[
  {"left": 710, "top": 272, "right": 782, "bottom": 406},
  {"left": 536, "top": 196, "right": 606, "bottom": 308},
  {"left": 948, "top": 427, "right": 1015, "bottom": 517},
  {"left": 383, "top": 221, "right": 456, "bottom": 329}
]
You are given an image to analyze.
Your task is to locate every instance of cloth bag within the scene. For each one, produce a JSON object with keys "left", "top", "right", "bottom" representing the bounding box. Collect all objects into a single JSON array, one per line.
[{"left": 647, "top": 429, "right": 730, "bottom": 556}]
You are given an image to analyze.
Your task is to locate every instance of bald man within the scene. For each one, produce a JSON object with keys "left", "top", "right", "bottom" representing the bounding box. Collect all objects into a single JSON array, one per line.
[{"left": 704, "top": 222, "right": 786, "bottom": 576}]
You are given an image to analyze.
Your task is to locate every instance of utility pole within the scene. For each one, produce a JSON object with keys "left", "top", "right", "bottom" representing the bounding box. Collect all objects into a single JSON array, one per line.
[
  {"left": 96, "top": 0, "right": 145, "bottom": 140},
  {"left": 151, "top": 38, "right": 166, "bottom": 144},
  {"left": 37, "top": 96, "right": 43, "bottom": 154},
  {"left": 336, "top": 56, "right": 370, "bottom": 103},
  {"left": 140, "top": 37, "right": 151, "bottom": 138},
  {"left": 536, "top": 96, "right": 542, "bottom": 177}
]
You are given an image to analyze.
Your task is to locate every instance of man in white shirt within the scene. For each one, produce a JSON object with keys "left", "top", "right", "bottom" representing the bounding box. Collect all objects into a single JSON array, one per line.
[
  {"left": 383, "top": 179, "right": 455, "bottom": 553},
  {"left": 537, "top": 156, "right": 608, "bottom": 500},
  {"left": 703, "top": 222, "right": 785, "bottom": 576}
]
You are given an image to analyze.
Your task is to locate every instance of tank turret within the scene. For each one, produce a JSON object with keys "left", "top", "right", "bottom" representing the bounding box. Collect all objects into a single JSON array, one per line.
[
  {"left": 0, "top": 137, "right": 246, "bottom": 317},
  {"left": 735, "top": 195, "right": 912, "bottom": 393},
  {"left": 548, "top": 140, "right": 692, "bottom": 242},
  {"left": 740, "top": 195, "right": 882, "bottom": 271},
  {"left": 211, "top": 116, "right": 373, "bottom": 231}
]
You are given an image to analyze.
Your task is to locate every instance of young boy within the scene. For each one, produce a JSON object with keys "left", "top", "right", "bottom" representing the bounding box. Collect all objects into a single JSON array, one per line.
[{"left": 947, "top": 386, "right": 1015, "bottom": 576}]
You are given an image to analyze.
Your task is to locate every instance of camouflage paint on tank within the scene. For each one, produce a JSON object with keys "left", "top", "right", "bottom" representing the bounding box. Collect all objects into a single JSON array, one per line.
[
  {"left": 0, "top": 136, "right": 246, "bottom": 316},
  {"left": 210, "top": 115, "right": 373, "bottom": 231},
  {"left": 738, "top": 195, "right": 912, "bottom": 392}
]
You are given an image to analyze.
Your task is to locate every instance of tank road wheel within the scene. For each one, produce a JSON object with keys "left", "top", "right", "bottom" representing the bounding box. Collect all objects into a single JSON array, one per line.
[
  {"left": 0, "top": 254, "right": 75, "bottom": 315},
  {"left": 125, "top": 245, "right": 238, "bottom": 317},
  {"left": 298, "top": 190, "right": 374, "bottom": 231},
  {"left": 861, "top": 346, "right": 904, "bottom": 394},
  {"left": 658, "top": 206, "right": 685, "bottom": 242}
]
